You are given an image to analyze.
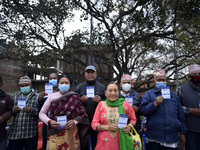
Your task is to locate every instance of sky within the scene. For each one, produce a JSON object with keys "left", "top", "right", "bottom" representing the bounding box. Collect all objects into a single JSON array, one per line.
[{"left": 64, "top": 10, "right": 90, "bottom": 36}]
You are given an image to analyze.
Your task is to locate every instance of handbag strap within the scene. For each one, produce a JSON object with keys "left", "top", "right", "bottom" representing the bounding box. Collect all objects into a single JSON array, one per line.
[{"left": 128, "top": 124, "right": 137, "bottom": 135}]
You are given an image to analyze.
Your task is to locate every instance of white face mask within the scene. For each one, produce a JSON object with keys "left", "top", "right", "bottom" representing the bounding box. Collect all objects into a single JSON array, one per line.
[{"left": 122, "top": 83, "right": 131, "bottom": 92}]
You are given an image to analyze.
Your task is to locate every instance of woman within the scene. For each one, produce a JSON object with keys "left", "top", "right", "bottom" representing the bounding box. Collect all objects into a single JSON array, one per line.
[
  {"left": 91, "top": 82, "right": 137, "bottom": 150},
  {"left": 39, "top": 76, "right": 90, "bottom": 150}
]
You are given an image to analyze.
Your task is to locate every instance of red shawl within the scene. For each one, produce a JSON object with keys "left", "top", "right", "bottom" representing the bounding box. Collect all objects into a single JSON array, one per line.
[{"left": 47, "top": 91, "right": 90, "bottom": 136}]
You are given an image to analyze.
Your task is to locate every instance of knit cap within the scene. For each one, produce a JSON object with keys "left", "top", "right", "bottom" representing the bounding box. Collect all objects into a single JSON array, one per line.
[{"left": 19, "top": 76, "right": 31, "bottom": 85}]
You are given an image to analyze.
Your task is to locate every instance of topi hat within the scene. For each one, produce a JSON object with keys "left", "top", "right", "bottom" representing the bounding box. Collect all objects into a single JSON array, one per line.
[
  {"left": 153, "top": 68, "right": 166, "bottom": 79},
  {"left": 188, "top": 64, "right": 200, "bottom": 75},
  {"left": 121, "top": 74, "right": 132, "bottom": 82}
]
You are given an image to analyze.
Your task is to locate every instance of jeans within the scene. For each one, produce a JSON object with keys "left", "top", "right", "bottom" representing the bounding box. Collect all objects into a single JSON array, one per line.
[
  {"left": 0, "top": 139, "right": 7, "bottom": 150},
  {"left": 8, "top": 135, "right": 38, "bottom": 150},
  {"left": 185, "top": 130, "right": 200, "bottom": 150},
  {"left": 146, "top": 141, "right": 178, "bottom": 150}
]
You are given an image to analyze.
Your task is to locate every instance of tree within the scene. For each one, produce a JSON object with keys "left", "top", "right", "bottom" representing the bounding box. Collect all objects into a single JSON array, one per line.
[
  {"left": 1, "top": 0, "right": 200, "bottom": 90},
  {"left": 74, "top": 0, "right": 200, "bottom": 86}
]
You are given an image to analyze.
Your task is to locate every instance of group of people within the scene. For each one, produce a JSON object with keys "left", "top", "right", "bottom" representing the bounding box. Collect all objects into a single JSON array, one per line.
[{"left": 0, "top": 64, "right": 200, "bottom": 150}]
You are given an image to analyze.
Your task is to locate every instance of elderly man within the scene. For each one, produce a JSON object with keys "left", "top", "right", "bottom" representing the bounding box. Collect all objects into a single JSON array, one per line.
[
  {"left": 8, "top": 76, "right": 39, "bottom": 150},
  {"left": 119, "top": 74, "right": 142, "bottom": 132},
  {"left": 0, "top": 76, "right": 12, "bottom": 150},
  {"left": 177, "top": 64, "right": 200, "bottom": 150},
  {"left": 139, "top": 69, "right": 186, "bottom": 150},
  {"left": 75, "top": 65, "right": 105, "bottom": 150}
]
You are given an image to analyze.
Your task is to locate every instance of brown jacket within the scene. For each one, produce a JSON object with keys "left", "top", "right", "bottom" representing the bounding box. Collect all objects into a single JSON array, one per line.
[{"left": 0, "top": 90, "right": 13, "bottom": 140}]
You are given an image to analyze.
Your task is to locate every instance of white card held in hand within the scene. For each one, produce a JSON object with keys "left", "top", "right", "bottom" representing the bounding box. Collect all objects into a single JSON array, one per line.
[
  {"left": 125, "top": 96, "right": 133, "bottom": 106},
  {"left": 18, "top": 98, "right": 26, "bottom": 109},
  {"left": 45, "top": 83, "right": 53, "bottom": 96},
  {"left": 118, "top": 114, "right": 129, "bottom": 128},
  {"left": 161, "top": 86, "right": 171, "bottom": 99},
  {"left": 57, "top": 116, "right": 67, "bottom": 130},
  {"left": 86, "top": 86, "right": 95, "bottom": 98}
]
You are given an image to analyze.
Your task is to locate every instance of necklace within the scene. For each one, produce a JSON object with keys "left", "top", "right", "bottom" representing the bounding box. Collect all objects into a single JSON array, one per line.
[{"left": 109, "top": 107, "right": 117, "bottom": 124}]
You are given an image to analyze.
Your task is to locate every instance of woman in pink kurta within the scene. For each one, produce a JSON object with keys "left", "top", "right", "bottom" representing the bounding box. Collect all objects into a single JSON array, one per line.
[{"left": 91, "top": 82, "right": 136, "bottom": 150}]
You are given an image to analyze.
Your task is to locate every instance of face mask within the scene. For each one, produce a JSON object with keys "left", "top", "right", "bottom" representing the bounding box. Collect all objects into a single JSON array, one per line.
[
  {"left": 156, "top": 82, "right": 166, "bottom": 90},
  {"left": 20, "top": 86, "right": 31, "bottom": 94},
  {"left": 49, "top": 79, "right": 58, "bottom": 87},
  {"left": 190, "top": 76, "right": 200, "bottom": 83},
  {"left": 59, "top": 84, "right": 70, "bottom": 93},
  {"left": 122, "top": 83, "right": 131, "bottom": 92}
]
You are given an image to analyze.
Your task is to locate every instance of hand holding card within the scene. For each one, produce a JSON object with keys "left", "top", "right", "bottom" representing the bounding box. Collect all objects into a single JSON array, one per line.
[
  {"left": 118, "top": 114, "right": 128, "bottom": 129},
  {"left": 57, "top": 116, "right": 67, "bottom": 129},
  {"left": 161, "top": 86, "right": 171, "bottom": 99}
]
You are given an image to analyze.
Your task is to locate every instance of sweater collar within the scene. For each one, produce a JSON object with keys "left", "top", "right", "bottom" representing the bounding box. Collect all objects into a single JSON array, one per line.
[
  {"left": 153, "top": 86, "right": 161, "bottom": 93},
  {"left": 86, "top": 80, "right": 96, "bottom": 85}
]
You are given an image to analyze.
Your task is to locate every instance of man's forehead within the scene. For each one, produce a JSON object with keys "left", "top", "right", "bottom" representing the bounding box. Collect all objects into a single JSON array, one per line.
[
  {"left": 86, "top": 70, "right": 95, "bottom": 73},
  {"left": 190, "top": 70, "right": 200, "bottom": 74},
  {"left": 122, "top": 80, "right": 131, "bottom": 83},
  {"left": 49, "top": 73, "right": 58, "bottom": 78},
  {"left": 20, "top": 83, "right": 31, "bottom": 86},
  {"left": 156, "top": 75, "right": 166, "bottom": 79}
]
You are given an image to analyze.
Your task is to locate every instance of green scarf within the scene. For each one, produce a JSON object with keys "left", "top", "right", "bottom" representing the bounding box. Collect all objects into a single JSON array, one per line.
[{"left": 106, "top": 98, "right": 134, "bottom": 150}]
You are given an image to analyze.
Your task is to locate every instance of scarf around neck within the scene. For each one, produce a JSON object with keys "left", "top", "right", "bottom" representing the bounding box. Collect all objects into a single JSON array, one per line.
[{"left": 106, "top": 98, "right": 134, "bottom": 150}]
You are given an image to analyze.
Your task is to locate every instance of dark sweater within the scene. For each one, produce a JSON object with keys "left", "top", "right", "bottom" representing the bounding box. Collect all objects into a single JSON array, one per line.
[
  {"left": 0, "top": 90, "right": 13, "bottom": 140},
  {"left": 119, "top": 89, "right": 142, "bottom": 131},
  {"left": 179, "top": 81, "right": 200, "bottom": 133},
  {"left": 75, "top": 80, "right": 105, "bottom": 122}
]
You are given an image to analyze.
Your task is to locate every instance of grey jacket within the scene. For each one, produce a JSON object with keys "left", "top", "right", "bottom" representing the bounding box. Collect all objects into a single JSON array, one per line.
[{"left": 177, "top": 81, "right": 200, "bottom": 133}]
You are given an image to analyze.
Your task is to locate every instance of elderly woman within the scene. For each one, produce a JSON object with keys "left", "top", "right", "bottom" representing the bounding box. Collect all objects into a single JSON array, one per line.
[
  {"left": 39, "top": 76, "right": 90, "bottom": 150},
  {"left": 91, "top": 82, "right": 136, "bottom": 150}
]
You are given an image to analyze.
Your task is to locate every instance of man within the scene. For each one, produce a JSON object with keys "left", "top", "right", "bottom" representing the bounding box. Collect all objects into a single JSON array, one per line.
[
  {"left": 38, "top": 73, "right": 59, "bottom": 102},
  {"left": 75, "top": 65, "right": 105, "bottom": 150},
  {"left": 119, "top": 74, "right": 142, "bottom": 132},
  {"left": 177, "top": 64, "right": 200, "bottom": 150},
  {"left": 8, "top": 76, "right": 39, "bottom": 150},
  {"left": 139, "top": 69, "right": 186, "bottom": 150},
  {"left": 0, "top": 76, "right": 12, "bottom": 150},
  {"left": 38, "top": 72, "right": 59, "bottom": 150}
]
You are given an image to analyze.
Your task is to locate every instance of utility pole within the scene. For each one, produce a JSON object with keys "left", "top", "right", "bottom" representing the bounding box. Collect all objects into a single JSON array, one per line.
[
  {"left": 173, "top": 38, "right": 178, "bottom": 90},
  {"left": 89, "top": 14, "right": 93, "bottom": 65},
  {"left": 173, "top": 1, "right": 179, "bottom": 90}
]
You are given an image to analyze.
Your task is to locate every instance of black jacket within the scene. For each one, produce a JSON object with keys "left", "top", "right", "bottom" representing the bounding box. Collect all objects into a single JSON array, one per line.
[{"left": 75, "top": 80, "right": 105, "bottom": 122}]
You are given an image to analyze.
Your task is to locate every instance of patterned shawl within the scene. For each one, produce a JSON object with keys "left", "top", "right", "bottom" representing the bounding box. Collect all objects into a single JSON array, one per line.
[{"left": 47, "top": 91, "right": 90, "bottom": 137}]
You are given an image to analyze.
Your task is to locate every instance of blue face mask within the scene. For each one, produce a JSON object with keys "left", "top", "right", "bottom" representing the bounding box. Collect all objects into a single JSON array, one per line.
[
  {"left": 59, "top": 84, "right": 70, "bottom": 93},
  {"left": 20, "top": 86, "right": 31, "bottom": 94},
  {"left": 156, "top": 82, "right": 167, "bottom": 90},
  {"left": 49, "top": 79, "right": 58, "bottom": 87}
]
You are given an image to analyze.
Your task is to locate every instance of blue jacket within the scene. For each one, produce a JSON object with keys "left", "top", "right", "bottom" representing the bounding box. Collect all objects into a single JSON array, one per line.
[{"left": 139, "top": 86, "right": 187, "bottom": 143}]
